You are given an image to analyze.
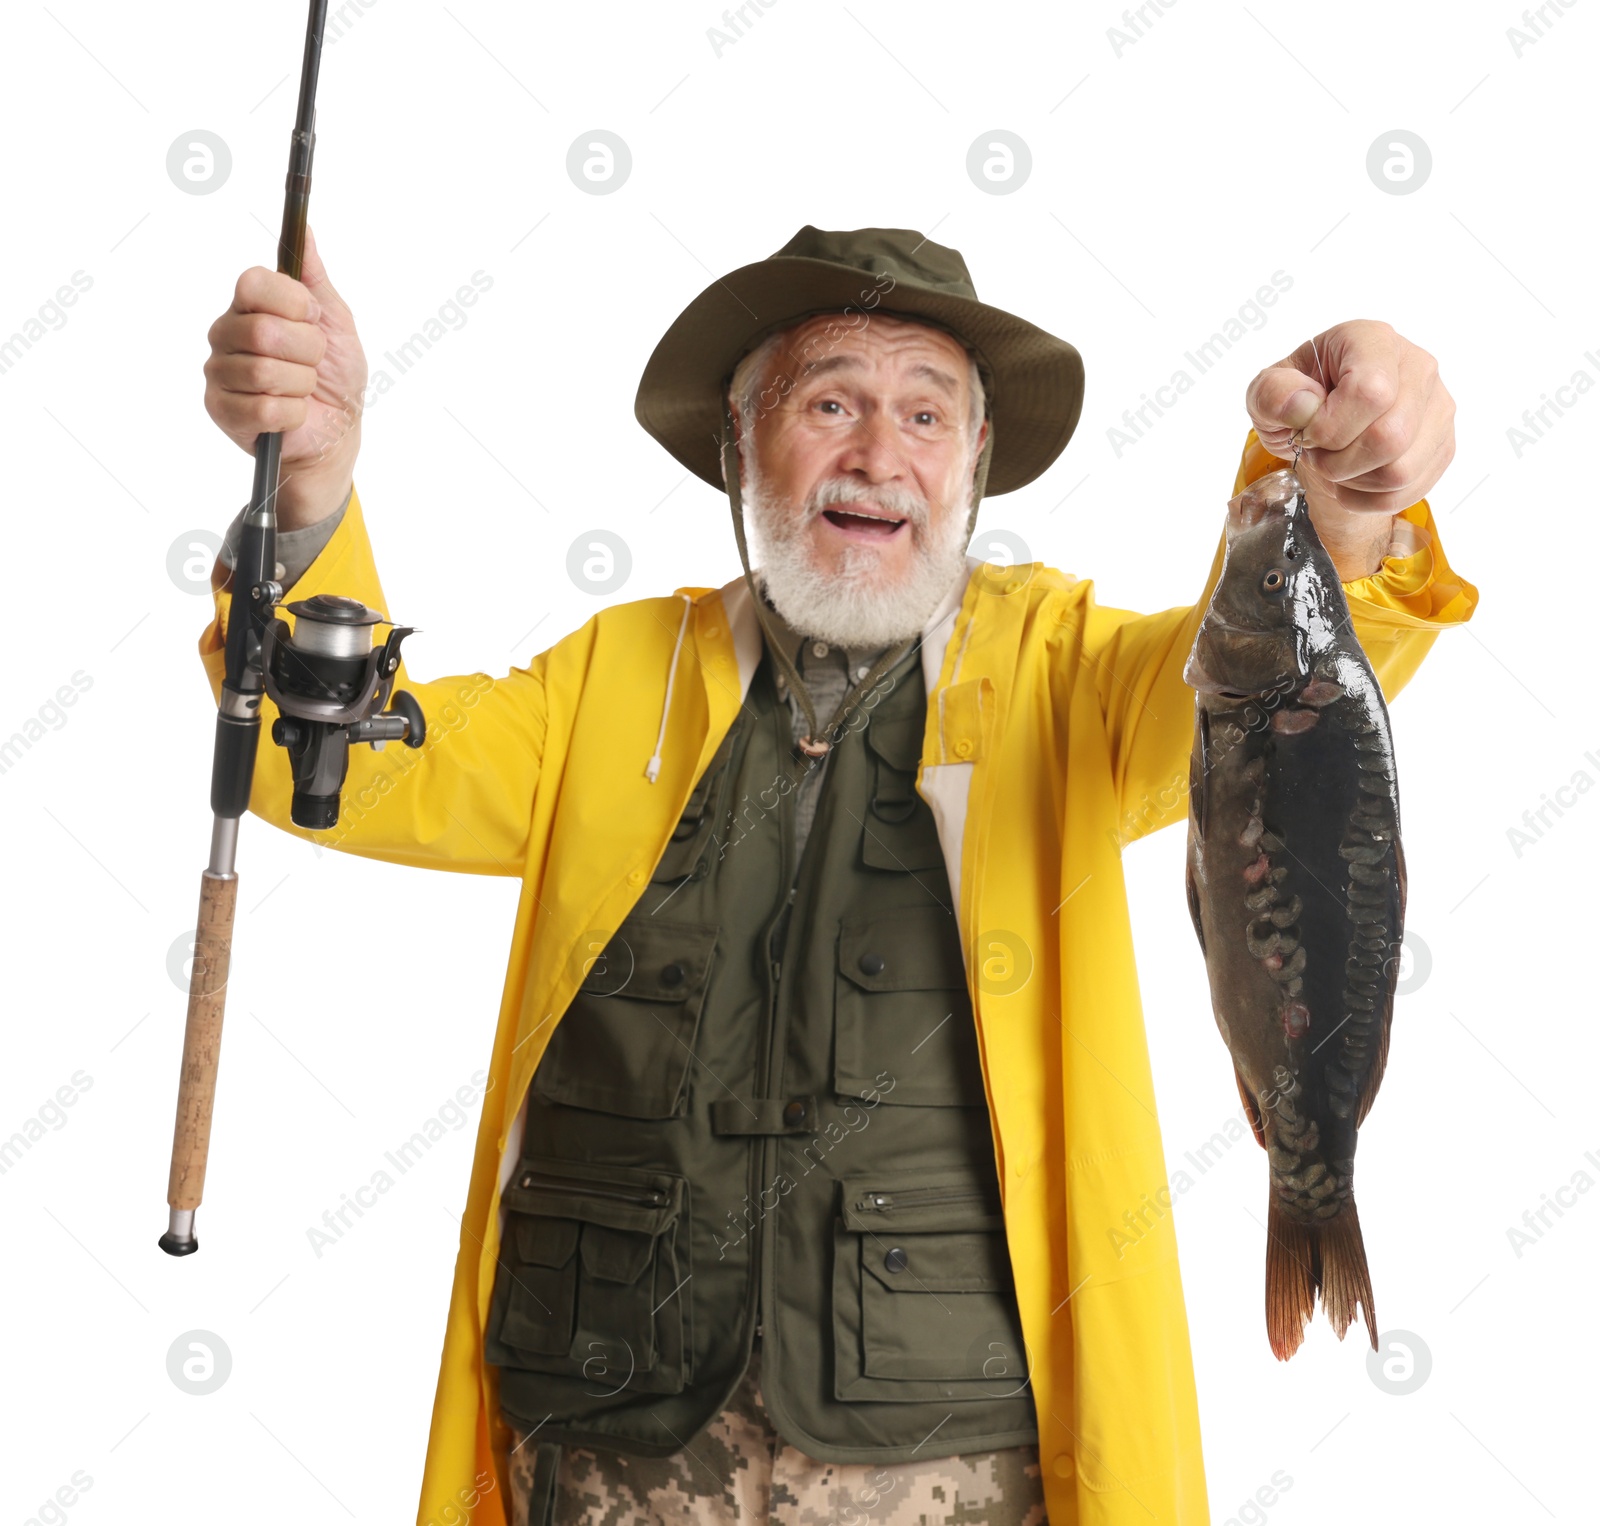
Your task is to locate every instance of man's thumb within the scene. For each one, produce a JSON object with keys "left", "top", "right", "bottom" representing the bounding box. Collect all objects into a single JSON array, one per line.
[
  {"left": 1248, "top": 366, "right": 1328, "bottom": 445},
  {"left": 298, "top": 224, "right": 343, "bottom": 316},
  {"left": 1261, "top": 366, "right": 1325, "bottom": 430}
]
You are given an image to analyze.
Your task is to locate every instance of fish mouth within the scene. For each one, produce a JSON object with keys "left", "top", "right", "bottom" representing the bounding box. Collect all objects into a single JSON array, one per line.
[
  {"left": 1185, "top": 653, "right": 1259, "bottom": 699},
  {"left": 1200, "top": 615, "right": 1270, "bottom": 638}
]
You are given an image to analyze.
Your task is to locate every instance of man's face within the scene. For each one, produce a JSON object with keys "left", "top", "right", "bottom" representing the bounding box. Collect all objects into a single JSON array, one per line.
[{"left": 734, "top": 313, "right": 987, "bottom": 646}]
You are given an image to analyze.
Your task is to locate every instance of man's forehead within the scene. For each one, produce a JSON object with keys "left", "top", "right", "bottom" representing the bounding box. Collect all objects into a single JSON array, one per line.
[
  {"left": 769, "top": 312, "right": 969, "bottom": 388},
  {"left": 781, "top": 310, "right": 965, "bottom": 356}
]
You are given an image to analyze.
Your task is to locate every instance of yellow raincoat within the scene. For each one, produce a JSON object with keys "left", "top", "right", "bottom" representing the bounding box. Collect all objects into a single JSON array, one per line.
[{"left": 202, "top": 431, "right": 1477, "bottom": 1525}]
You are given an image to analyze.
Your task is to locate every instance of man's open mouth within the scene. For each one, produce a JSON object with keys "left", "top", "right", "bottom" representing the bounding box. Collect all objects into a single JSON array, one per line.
[{"left": 819, "top": 506, "right": 908, "bottom": 538}]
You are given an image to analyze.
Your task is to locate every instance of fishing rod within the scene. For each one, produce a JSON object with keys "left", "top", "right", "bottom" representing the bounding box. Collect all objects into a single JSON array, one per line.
[{"left": 160, "top": 0, "right": 425, "bottom": 1256}]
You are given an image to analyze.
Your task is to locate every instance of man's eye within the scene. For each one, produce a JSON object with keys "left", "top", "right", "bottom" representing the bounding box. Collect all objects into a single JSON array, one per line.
[
  {"left": 815, "top": 399, "right": 844, "bottom": 415},
  {"left": 912, "top": 411, "right": 937, "bottom": 426}
]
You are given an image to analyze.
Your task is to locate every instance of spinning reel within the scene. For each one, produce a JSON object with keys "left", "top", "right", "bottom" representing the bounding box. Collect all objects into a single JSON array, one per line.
[{"left": 260, "top": 590, "right": 426, "bottom": 829}]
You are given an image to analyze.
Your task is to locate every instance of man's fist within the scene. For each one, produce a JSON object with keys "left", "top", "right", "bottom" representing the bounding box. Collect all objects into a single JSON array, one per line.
[
  {"left": 203, "top": 224, "right": 368, "bottom": 529},
  {"left": 1247, "top": 319, "right": 1456, "bottom": 518}
]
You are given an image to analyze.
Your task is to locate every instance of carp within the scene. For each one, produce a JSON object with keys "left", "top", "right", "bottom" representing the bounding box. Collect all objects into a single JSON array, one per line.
[{"left": 1183, "top": 467, "right": 1404, "bottom": 1361}]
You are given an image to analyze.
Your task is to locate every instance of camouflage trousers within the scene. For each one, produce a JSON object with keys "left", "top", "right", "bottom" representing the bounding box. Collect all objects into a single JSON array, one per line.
[{"left": 505, "top": 1339, "right": 1048, "bottom": 1525}]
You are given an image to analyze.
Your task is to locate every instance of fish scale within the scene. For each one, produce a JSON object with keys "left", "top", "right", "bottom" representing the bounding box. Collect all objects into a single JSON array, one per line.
[{"left": 1183, "top": 467, "right": 1405, "bottom": 1361}]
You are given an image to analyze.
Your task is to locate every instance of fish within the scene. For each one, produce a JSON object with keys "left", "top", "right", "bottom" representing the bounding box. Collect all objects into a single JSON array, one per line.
[{"left": 1182, "top": 466, "right": 1405, "bottom": 1361}]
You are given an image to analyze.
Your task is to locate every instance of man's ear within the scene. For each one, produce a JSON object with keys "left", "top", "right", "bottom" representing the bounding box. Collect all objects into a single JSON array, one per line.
[
  {"left": 720, "top": 394, "right": 745, "bottom": 490},
  {"left": 965, "top": 417, "right": 990, "bottom": 495}
]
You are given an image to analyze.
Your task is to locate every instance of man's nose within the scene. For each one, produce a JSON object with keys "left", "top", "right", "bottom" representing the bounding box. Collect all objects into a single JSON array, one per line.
[{"left": 834, "top": 415, "right": 907, "bottom": 483}]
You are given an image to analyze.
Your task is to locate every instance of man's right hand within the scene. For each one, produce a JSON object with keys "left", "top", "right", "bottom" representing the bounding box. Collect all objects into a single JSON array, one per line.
[{"left": 203, "top": 224, "right": 367, "bottom": 530}]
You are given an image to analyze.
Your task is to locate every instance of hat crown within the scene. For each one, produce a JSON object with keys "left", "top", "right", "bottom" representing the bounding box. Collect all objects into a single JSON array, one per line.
[
  {"left": 772, "top": 224, "right": 978, "bottom": 302},
  {"left": 634, "top": 223, "right": 1083, "bottom": 499}
]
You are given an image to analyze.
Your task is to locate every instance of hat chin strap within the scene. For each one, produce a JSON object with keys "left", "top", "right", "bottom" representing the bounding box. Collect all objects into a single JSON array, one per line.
[{"left": 718, "top": 400, "right": 995, "bottom": 761}]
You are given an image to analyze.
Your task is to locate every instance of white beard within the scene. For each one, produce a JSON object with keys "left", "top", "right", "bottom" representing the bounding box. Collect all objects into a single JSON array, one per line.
[{"left": 742, "top": 459, "right": 974, "bottom": 648}]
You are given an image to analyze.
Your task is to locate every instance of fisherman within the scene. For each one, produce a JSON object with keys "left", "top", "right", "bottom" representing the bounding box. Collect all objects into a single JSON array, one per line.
[{"left": 200, "top": 224, "right": 1475, "bottom": 1526}]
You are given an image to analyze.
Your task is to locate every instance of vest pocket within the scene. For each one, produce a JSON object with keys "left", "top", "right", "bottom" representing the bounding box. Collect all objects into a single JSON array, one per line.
[
  {"left": 834, "top": 906, "right": 984, "bottom": 1107},
  {"left": 486, "top": 1159, "right": 691, "bottom": 1396},
  {"left": 532, "top": 918, "right": 719, "bottom": 1119},
  {"left": 652, "top": 717, "right": 741, "bottom": 882},
  {"left": 832, "top": 1168, "right": 1029, "bottom": 1401},
  {"left": 861, "top": 713, "right": 944, "bottom": 872}
]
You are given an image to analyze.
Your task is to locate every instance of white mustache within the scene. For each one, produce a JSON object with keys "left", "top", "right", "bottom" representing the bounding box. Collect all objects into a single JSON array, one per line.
[{"left": 802, "top": 476, "right": 929, "bottom": 527}]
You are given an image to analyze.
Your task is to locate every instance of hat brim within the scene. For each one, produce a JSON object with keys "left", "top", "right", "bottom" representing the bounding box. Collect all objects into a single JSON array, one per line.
[{"left": 634, "top": 255, "right": 1084, "bottom": 498}]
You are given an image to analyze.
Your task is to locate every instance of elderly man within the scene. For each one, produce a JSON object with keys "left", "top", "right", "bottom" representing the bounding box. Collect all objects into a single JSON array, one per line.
[{"left": 201, "top": 224, "right": 1475, "bottom": 1526}]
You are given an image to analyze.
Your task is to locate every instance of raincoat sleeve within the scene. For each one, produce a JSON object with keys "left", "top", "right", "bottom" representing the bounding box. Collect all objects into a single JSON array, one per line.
[
  {"left": 199, "top": 482, "right": 548, "bottom": 875},
  {"left": 1080, "top": 429, "right": 1479, "bottom": 848}
]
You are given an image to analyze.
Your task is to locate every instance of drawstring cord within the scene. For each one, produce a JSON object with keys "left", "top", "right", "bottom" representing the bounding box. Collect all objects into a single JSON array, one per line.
[
  {"left": 645, "top": 592, "right": 693, "bottom": 782},
  {"left": 721, "top": 400, "right": 823, "bottom": 746}
]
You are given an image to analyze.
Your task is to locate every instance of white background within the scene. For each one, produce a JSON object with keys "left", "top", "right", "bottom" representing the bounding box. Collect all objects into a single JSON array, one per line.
[{"left": 2, "top": 1, "right": 1593, "bottom": 1522}]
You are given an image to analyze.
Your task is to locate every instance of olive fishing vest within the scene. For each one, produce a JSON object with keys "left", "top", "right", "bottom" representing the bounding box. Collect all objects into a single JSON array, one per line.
[{"left": 484, "top": 640, "right": 1038, "bottom": 1464}]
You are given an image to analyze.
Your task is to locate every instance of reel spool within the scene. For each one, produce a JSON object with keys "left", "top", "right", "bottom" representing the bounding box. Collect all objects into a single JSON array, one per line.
[{"left": 261, "top": 591, "right": 425, "bottom": 829}]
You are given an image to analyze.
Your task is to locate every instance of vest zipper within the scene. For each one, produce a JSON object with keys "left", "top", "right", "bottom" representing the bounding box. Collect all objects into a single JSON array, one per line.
[
  {"left": 515, "top": 1171, "right": 668, "bottom": 1208},
  {"left": 753, "top": 729, "right": 796, "bottom": 1359},
  {"left": 854, "top": 1186, "right": 998, "bottom": 1214}
]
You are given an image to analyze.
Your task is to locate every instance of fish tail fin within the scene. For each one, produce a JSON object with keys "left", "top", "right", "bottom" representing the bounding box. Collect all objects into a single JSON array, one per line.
[
  {"left": 1265, "top": 1192, "right": 1378, "bottom": 1360},
  {"left": 1265, "top": 1193, "right": 1318, "bottom": 1361},
  {"left": 1318, "top": 1200, "right": 1378, "bottom": 1351}
]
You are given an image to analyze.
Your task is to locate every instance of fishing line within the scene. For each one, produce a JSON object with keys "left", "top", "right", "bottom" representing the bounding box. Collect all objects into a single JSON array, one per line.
[{"left": 1290, "top": 332, "right": 1329, "bottom": 482}]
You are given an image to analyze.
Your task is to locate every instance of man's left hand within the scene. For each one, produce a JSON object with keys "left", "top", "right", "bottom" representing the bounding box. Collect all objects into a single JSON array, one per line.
[{"left": 1245, "top": 320, "right": 1456, "bottom": 579}]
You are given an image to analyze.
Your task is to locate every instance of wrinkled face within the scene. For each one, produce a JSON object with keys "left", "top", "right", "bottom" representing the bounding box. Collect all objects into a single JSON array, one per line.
[{"left": 733, "top": 313, "right": 987, "bottom": 646}]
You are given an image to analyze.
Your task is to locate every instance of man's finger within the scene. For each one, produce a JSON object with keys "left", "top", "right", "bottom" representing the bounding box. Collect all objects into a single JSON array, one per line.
[
  {"left": 1319, "top": 379, "right": 1454, "bottom": 499},
  {"left": 206, "top": 352, "right": 321, "bottom": 400},
  {"left": 208, "top": 306, "right": 326, "bottom": 367},
  {"left": 208, "top": 388, "right": 310, "bottom": 440},
  {"left": 1296, "top": 321, "right": 1404, "bottom": 453},
  {"left": 230, "top": 263, "right": 320, "bottom": 325},
  {"left": 1307, "top": 346, "right": 1443, "bottom": 486}
]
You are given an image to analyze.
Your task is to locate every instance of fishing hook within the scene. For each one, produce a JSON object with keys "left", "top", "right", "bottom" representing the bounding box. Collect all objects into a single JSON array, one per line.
[{"left": 1290, "top": 332, "right": 1329, "bottom": 482}]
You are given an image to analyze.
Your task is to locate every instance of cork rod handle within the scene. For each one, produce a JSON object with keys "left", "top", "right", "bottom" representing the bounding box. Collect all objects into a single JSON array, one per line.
[{"left": 159, "top": 869, "right": 238, "bottom": 1254}]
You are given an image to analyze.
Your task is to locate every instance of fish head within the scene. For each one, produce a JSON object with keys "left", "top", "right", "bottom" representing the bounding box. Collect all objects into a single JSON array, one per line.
[{"left": 1184, "top": 468, "right": 1339, "bottom": 700}]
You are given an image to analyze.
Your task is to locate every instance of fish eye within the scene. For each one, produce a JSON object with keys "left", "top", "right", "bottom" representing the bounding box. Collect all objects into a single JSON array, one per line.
[{"left": 1261, "top": 568, "right": 1287, "bottom": 594}]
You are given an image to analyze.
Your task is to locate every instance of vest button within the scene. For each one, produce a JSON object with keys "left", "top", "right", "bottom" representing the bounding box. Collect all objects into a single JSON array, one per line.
[
  {"left": 884, "top": 1247, "right": 909, "bottom": 1273},
  {"left": 782, "top": 1098, "right": 806, "bottom": 1127},
  {"left": 661, "top": 963, "right": 685, "bottom": 987},
  {"left": 859, "top": 953, "right": 886, "bottom": 976}
]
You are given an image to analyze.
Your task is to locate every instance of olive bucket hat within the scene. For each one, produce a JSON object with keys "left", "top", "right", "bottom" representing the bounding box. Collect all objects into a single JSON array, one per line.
[{"left": 632, "top": 224, "right": 1085, "bottom": 757}]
